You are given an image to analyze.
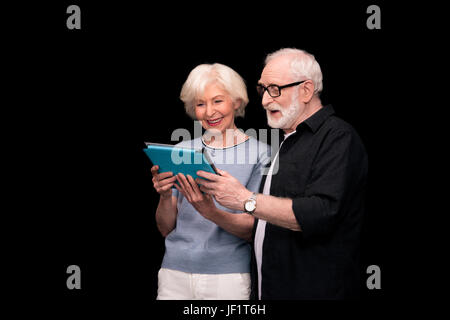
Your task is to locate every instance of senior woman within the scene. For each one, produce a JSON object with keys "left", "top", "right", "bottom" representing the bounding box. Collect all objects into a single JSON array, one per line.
[{"left": 151, "top": 63, "right": 270, "bottom": 300}]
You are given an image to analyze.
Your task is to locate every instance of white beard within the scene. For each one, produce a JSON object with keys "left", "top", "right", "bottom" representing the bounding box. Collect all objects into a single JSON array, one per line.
[{"left": 266, "top": 92, "right": 301, "bottom": 129}]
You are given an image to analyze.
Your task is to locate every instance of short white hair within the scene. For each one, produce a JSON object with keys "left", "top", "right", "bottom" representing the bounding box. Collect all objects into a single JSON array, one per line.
[
  {"left": 265, "top": 48, "right": 323, "bottom": 95},
  {"left": 180, "top": 63, "right": 249, "bottom": 119}
]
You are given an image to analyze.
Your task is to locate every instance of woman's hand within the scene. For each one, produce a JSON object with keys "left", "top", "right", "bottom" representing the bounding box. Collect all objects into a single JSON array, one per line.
[
  {"left": 151, "top": 165, "right": 177, "bottom": 199},
  {"left": 175, "top": 173, "right": 217, "bottom": 219}
]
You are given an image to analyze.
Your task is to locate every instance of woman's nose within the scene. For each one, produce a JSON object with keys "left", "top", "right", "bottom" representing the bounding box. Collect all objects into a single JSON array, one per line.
[{"left": 205, "top": 103, "right": 215, "bottom": 117}]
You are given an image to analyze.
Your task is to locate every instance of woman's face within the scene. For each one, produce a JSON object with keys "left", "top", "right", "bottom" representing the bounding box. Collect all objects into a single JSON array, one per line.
[{"left": 194, "top": 82, "right": 239, "bottom": 134}]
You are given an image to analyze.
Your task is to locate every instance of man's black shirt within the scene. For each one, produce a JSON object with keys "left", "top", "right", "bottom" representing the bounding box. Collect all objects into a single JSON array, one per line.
[{"left": 251, "top": 105, "right": 368, "bottom": 299}]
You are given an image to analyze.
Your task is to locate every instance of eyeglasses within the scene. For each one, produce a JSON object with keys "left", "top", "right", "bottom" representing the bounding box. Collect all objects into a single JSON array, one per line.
[{"left": 256, "top": 80, "right": 306, "bottom": 98}]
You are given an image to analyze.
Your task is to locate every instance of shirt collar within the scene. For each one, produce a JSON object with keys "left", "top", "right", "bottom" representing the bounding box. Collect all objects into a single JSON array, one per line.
[
  {"left": 296, "top": 104, "right": 335, "bottom": 133},
  {"left": 283, "top": 130, "right": 296, "bottom": 140}
]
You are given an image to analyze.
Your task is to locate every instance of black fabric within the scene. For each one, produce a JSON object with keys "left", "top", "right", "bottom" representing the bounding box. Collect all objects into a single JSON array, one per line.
[{"left": 250, "top": 105, "right": 368, "bottom": 299}]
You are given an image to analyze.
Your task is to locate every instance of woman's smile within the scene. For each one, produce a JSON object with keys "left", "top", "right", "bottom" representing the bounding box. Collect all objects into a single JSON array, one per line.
[{"left": 206, "top": 117, "right": 224, "bottom": 126}]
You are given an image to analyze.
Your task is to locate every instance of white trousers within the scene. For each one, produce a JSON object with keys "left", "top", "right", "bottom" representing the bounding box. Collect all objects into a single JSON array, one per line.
[{"left": 157, "top": 268, "right": 251, "bottom": 300}]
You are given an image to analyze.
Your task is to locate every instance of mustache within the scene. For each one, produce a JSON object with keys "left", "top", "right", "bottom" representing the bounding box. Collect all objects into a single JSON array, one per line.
[{"left": 264, "top": 103, "right": 282, "bottom": 112}]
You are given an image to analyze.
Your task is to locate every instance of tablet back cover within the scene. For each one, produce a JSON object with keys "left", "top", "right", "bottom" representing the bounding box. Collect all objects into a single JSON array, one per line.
[{"left": 143, "top": 143, "right": 216, "bottom": 180}]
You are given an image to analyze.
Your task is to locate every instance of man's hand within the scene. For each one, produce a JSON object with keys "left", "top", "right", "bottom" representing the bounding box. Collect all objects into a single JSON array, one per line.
[{"left": 196, "top": 169, "right": 253, "bottom": 211}]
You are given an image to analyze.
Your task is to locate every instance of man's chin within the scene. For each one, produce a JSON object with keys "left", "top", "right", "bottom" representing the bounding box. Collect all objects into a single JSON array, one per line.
[
  {"left": 267, "top": 118, "right": 283, "bottom": 129},
  {"left": 267, "top": 112, "right": 282, "bottom": 128}
]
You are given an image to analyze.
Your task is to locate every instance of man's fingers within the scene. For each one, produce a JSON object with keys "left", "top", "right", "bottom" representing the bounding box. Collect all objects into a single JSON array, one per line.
[
  {"left": 215, "top": 168, "right": 228, "bottom": 176},
  {"left": 196, "top": 178, "right": 212, "bottom": 189},
  {"left": 199, "top": 184, "right": 215, "bottom": 196},
  {"left": 197, "top": 170, "right": 220, "bottom": 181}
]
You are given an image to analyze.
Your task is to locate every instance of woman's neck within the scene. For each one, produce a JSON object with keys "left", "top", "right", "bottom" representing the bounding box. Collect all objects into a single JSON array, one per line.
[{"left": 202, "top": 127, "right": 248, "bottom": 148}]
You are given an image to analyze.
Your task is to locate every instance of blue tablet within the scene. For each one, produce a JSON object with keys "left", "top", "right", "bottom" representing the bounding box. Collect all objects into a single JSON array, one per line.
[{"left": 143, "top": 142, "right": 219, "bottom": 181}]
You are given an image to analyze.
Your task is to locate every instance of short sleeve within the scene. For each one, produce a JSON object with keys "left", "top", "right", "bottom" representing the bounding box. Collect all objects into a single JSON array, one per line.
[{"left": 292, "top": 129, "right": 368, "bottom": 239}]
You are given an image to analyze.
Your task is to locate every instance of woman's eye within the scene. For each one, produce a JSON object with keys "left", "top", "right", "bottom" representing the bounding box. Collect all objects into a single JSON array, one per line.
[
  {"left": 196, "top": 103, "right": 204, "bottom": 107},
  {"left": 214, "top": 100, "right": 223, "bottom": 104}
]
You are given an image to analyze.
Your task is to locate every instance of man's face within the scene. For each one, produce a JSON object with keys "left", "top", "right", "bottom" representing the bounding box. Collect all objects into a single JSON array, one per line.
[{"left": 259, "top": 56, "right": 304, "bottom": 132}]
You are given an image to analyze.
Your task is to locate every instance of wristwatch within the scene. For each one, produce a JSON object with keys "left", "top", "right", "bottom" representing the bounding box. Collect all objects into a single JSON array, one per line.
[{"left": 244, "top": 193, "right": 257, "bottom": 215}]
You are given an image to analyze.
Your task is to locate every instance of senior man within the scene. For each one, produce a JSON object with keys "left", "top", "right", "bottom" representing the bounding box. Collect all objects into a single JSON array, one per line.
[{"left": 196, "top": 48, "right": 368, "bottom": 299}]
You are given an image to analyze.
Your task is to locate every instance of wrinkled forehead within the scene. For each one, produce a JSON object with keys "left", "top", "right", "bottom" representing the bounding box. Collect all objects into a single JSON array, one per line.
[{"left": 259, "top": 56, "right": 294, "bottom": 85}]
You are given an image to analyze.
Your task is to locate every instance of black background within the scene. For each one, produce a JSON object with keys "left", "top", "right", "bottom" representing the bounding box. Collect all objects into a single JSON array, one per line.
[{"left": 6, "top": 0, "right": 432, "bottom": 316}]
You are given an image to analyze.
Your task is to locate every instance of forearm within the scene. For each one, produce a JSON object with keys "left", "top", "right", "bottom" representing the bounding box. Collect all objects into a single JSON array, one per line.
[
  {"left": 155, "top": 195, "right": 177, "bottom": 237},
  {"left": 205, "top": 208, "right": 254, "bottom": 242},
  {"left": 253, "top": 194, "right": 301, "bottom": 231}
]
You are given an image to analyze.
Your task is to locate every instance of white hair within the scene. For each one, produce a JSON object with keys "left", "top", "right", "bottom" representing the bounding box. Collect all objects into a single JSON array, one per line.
[
  {"left": 265, "top": 48, "right": 323, "bottom": 95},
  {"left": 180, "top": 63, "right": 249, "bottom": 119}
]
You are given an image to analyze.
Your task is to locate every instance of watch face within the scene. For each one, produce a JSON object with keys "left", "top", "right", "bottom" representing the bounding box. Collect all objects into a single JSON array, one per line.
[{"left": 245, "top": 200, "right": 256, "bottom": 212}]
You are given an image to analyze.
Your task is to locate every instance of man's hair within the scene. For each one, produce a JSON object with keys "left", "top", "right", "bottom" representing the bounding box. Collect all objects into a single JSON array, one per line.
[
  {"left": 265, "top": 48, "right": 323, "bottom": 95},
  {"left": 180, "top": 63, "right": 249, "bottom": 119}
]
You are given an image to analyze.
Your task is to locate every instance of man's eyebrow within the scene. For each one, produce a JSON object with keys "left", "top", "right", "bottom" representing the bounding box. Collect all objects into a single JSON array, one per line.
[{"left": 258, "top": 82, "right": 279, "bottom": 86}]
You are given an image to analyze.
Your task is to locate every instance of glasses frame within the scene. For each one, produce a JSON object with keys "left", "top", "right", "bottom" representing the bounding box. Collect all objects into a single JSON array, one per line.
[{"left": 256, "top": 80, "right": 306, "bottom": 98}]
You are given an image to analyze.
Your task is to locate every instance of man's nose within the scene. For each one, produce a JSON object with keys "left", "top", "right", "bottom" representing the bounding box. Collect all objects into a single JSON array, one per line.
[{"left": 261, "top": 90, "right": 273, "bottom": 108}]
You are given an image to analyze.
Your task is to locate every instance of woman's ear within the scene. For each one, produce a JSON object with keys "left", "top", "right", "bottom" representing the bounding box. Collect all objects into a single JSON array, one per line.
[{"left": 234, "top": 98, "right": 242, "bottom": 110}]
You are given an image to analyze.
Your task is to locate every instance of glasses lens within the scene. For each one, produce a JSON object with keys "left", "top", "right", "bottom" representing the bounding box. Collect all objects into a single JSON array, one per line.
[
  {"left": 268, "top": 85, "right": 280, "bottom": 97},
  {"left": 256, "top": 85, "right": 265, "bottom": 97}
]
